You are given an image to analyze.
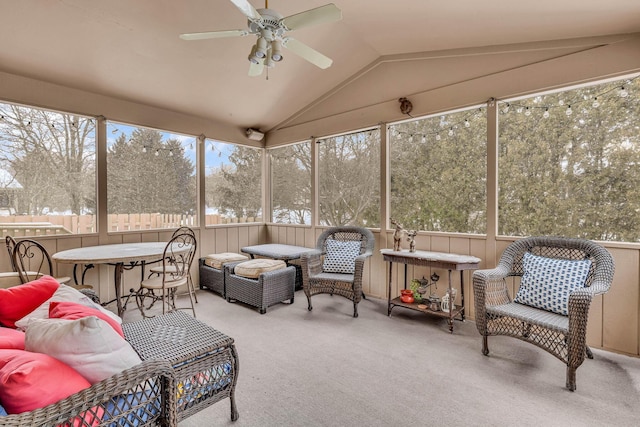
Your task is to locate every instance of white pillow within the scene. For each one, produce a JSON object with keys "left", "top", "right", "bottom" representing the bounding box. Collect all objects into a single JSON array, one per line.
[
  {"left": 322, "top": 239, "right": 361, "bottom": 274},
  {"left": 24, "top": 316, "right": 142, "bottom": 384},
  {"left": 15, "top": 284, "right": 121, "bottom": 330},
  {"left": 514, "top": 252, "right": 592, "bottom": 316}
]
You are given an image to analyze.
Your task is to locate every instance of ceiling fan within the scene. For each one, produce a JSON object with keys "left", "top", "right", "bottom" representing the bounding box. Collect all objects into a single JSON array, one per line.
[{"left": 179, "top": 0, "right": 342, "bottom": 77}]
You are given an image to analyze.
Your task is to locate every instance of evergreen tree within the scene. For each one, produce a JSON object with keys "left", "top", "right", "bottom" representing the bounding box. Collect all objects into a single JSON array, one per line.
[{"left": 107, "top": 128, "right": 195, "bottom": 215}]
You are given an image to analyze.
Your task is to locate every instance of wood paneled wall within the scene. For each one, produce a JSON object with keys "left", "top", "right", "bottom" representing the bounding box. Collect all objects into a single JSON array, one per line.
[
  {"left": 1, "top": 224, "right": 637, "bottom": 357},
  {"left": 265, "top": 224, "right": 640, "bottom": 357}
]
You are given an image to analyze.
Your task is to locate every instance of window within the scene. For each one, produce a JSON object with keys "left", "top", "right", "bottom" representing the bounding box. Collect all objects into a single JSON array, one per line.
[
  {"left": 204, "top": 139, "right": 262, "bottom": 224},
  {"left": 269, "top": 141, "right": 311, "bottom": 224},
  {"left": 106, "top": 122, "right": 196, "bottom": 231},
  {"left": 318, "top": 128, "right": 380, "bottom": 227},
  {"left": 498, "top": 75, "right": 640, "bottom": 241},
  {"left": 0, "top": 102, "right": 96, "bottom": 236},
  {"left": 389, "top": 107, "right": 487, "bottom": 234}
]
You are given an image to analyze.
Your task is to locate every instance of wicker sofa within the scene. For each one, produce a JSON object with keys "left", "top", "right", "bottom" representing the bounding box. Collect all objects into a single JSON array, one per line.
[
  {"left": 0, "top": 279, "right": 238, "bottom": 426},
  {"left": 0, "top": 360, "right": 177, "bottom": 427}
]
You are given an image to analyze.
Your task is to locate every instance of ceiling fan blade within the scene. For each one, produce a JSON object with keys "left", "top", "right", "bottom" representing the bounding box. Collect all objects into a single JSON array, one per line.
[
  {"left": 282, "top": 38, "right": 333, "bottom": 69},
  {"left": 180, "top": 29, "right": 248, "bottom": 40},
  {"left": 248, "top": 60, "right": 265, "bottom": 77},
  {"left": 281, "top": 3, "right": 342, "bottom": 31},
  {"left": 229, "top": 0, "right": 262, "bottom": 21}
]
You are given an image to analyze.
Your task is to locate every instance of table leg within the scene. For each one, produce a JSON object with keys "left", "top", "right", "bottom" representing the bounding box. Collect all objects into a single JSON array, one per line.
[
  {"left": 387, "top": 261, "right": 393, "bottom": 316},
  {"left": 404, "top": 264, "right": 408, "bottom": 289},
  {"left": 114, "top": 262, "right": 124, "bottom": 317},
  {"left": 460, "top": 270, "right": 465, "bottom": 321},
  {"left": 448, "top": 269, "right": 453, "bottom": 333}
]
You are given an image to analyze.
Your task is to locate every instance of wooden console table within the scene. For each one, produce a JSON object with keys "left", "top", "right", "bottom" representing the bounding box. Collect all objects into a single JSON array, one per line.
[{"left": 381, "top": 249, "right": 481, "bottom": 333}]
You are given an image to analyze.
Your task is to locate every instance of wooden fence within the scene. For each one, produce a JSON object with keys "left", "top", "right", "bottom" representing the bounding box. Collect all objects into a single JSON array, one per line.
[{"left": 0, "top": 213, "right": 261, "bottom": 237}]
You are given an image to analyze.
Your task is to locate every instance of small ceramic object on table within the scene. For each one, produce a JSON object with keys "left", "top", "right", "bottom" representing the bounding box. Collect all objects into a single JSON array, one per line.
[
  {"left": 400, "top": 289, "right": 414, "bottom": 304},
  {"left": 428, "top": 294, "right": 440, "bottom": 311}
]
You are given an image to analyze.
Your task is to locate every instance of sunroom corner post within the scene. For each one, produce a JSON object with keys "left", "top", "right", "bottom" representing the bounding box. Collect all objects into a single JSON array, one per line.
[
  {"left": 486, "top": 97, "right": 499, "bottom": 267},
  {"left": 197, "top": 134, "right": 206, "bottom": 229},
  {"left": 96, "top": 115, "right": 108, "bottom": 242}
]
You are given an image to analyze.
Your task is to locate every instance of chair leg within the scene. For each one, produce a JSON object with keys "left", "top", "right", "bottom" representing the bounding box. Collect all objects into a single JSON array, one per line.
[
  {"left": 566, "top": 366, "right": 576, "bottom": 391},
  {"left": 135, "top": 288, "right": 155, "bottom": 318},
  {"left": 353, "top": 302, "right": 358, "bottom": 318},
  {"left": 189, "top": 274, "right": 199, "bottom": 303},
  {"left": 585, "top": 345, "right": 594, "bottom": 359},
  {"left": 482, "top": 336, "right": 489, "bottom": 356},
  {"left": 186, "top": 282, "right": 197, "bottom": 317},
  {"left": 306, "top": 295, "right": 313, "bottom": 311}
]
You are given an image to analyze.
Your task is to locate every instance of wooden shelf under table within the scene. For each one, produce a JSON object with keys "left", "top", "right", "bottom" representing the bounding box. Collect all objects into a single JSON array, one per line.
[
  {"left": 389, "top": 296, "right": 464, "bottom": 320},
  {"left": 381, "top": 249, "right": 481, "bottom": 333}
]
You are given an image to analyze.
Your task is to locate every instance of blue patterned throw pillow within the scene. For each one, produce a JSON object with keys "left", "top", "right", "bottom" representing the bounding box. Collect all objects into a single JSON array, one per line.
[
  {"left": 322, "top": 239, "right": 361, "bottom": 274},
  {"left": 514, "top": 252, "right": 592, "bottom": 316}
]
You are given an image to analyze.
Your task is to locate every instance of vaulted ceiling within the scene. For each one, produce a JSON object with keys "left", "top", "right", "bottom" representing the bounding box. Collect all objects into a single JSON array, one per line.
[{"left": 1, "top": 1, "right": 639, "bottom": 138}]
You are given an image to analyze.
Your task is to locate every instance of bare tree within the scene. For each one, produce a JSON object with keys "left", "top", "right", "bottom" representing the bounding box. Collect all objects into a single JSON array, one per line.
[{"left": 0, "top": 104, "right": 95, "bottom": 215}]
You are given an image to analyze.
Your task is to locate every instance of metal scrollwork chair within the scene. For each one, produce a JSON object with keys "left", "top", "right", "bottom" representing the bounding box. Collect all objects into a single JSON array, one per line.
[
  {"left": 5, "top": 235, "right": 18, "bottom": 272},
  {"left": 301, "top": 226, "right": 374, "bottom": 318},
  {"left": 147, "top": 226, "right": 198, "bottom": 303},
  {"left": 136, "top": 232, "right": 197, "bottom": 318},
  {"left": 11, "top": 238, "right": 79, "bottom": 287},
  {"left": 473, "top": 236, "right": 615, "bottom": 391}
]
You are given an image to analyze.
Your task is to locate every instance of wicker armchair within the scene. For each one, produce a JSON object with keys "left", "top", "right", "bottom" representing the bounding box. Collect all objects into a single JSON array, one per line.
[
  {"left": 301, "top": 226, "right": 374, "bottom": 318},
  {"left": 473, "top": 236, "right": 614, "bottom": 391}
]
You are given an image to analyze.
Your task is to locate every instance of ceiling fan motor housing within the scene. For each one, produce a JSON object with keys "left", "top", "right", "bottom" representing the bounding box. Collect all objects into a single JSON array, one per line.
[{"left": 249, "top": 8, "right": 285, "bottom": 40}]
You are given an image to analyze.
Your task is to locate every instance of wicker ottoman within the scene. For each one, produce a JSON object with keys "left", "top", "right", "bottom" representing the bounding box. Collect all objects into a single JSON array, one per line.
[
  {"left": 199, "top": 253, "right": 248, "bottom": 297},
  {"left": 225, "top": 259, "right": 296, "bottom": 314},
  {"left": 123, "top": 311, "right": 239, "bottom": 422}
]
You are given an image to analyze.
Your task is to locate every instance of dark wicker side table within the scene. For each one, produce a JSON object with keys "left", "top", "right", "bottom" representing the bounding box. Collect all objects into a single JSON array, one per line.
[{"left": 123, "top": 311, "right": 239, "bottom": 422}]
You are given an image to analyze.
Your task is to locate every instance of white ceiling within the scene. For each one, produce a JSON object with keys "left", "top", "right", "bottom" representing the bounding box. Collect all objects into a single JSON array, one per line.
[{"left": 1, "top": 0, "right": 639, "bottom": 134}]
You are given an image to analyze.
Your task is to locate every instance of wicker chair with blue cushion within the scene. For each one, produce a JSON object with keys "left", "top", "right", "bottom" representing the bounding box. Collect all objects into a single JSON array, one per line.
[
  {"left": 300, "top": 226, "right": 375, "bottom": 318},
  {"left": 473, "top": 236, "right": 615, "bottom": 391}
]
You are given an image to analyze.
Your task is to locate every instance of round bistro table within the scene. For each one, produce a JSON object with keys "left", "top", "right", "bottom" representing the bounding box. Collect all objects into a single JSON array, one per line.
[{"left": 53, "top": 242, "right": 171, "bottom": 317}]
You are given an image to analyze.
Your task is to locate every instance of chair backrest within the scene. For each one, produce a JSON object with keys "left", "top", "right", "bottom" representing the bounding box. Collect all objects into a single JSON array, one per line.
[
  {"left": 498, "top": 236, "right": 614, "bottom": 289},
  {"left": 5, "top": 236, "right": 17, "bottom": 272},
  {"left": 12, "top": 239, "right": 54, "bottom": 284},
  {"left": 161, "top": 232, "right": 197, "bottom": 283},
  {"left": 171, "top": 226, "right": 195, "bottom": 239},
  {"left": 316, "top": 226, "right": 375, "bottom": 258}
]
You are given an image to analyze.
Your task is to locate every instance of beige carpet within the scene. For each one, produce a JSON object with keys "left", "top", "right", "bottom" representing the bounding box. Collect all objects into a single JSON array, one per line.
[{"left": 118, "top": 289, "right": 640, "bottom": 427}]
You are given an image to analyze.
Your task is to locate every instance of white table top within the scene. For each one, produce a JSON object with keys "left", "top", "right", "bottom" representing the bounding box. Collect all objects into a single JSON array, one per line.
[
  {"left": 53, "top": 242, "right": 169, "bottom": 264},
  {"left": 380, "top": 248, "right": 481, "bottom": 265},
  {"left": 241, "top": 243, "right": 314, "bottom": 260}
]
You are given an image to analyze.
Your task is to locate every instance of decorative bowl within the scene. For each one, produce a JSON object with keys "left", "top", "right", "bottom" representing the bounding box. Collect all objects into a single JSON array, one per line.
[
  {"left": 400, "top": 289, "right": 414, "bottom": 303},
  {"left": 400, "top": 295, "right": 415, "bottom": 304}
]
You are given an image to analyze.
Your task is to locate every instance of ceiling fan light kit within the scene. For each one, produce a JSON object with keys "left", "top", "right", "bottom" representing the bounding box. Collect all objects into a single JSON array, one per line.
[{"left": 180, "top": 0, "right": 342, "bottom": 77}]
